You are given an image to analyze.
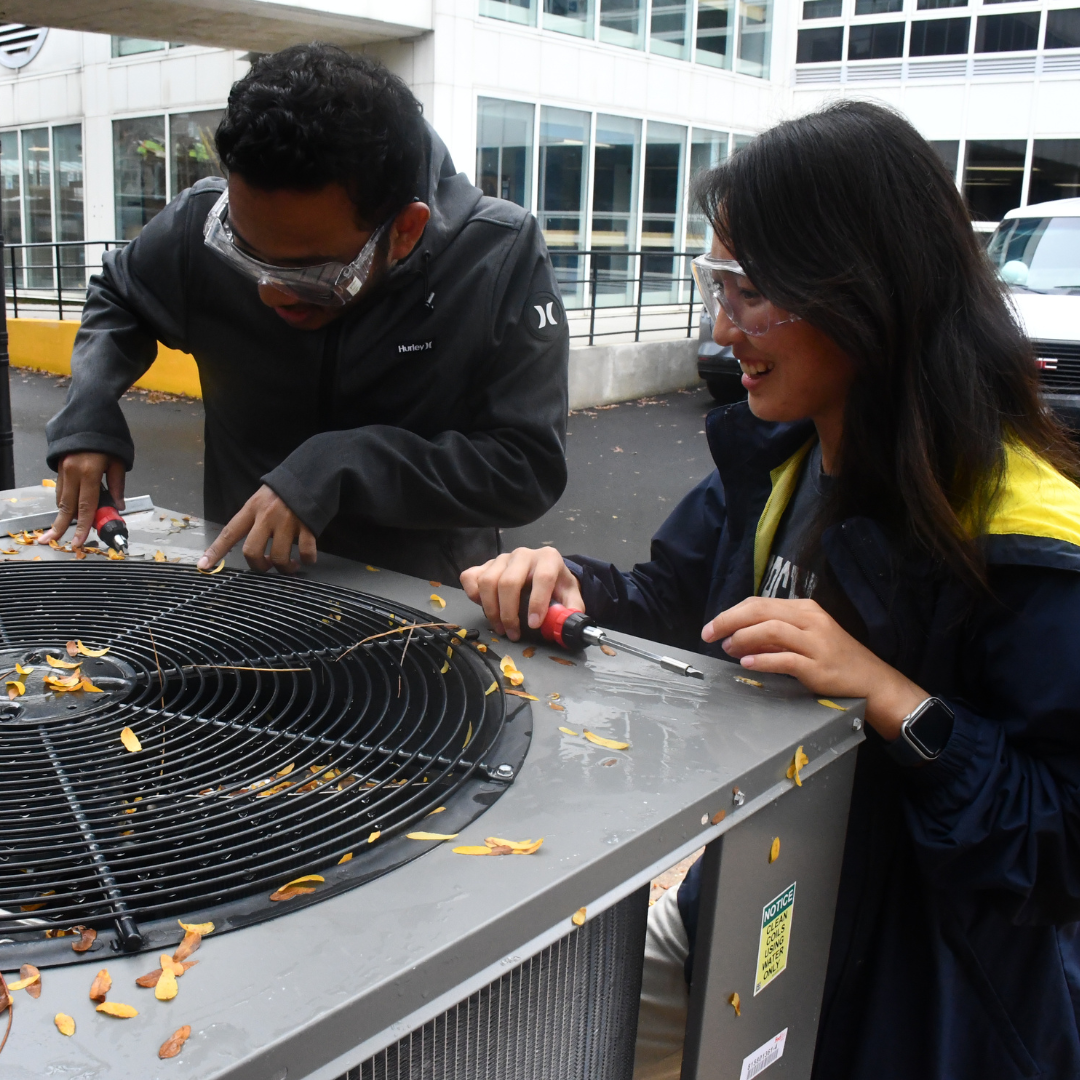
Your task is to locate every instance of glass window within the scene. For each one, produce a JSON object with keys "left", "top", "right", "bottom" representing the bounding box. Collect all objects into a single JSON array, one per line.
[
  {"left": 798, "top": 25, "right": 844, "bottom": 60},
  {"left": 590, "top": 115, "right": 641, "bottom": 306},
  {"left": 733, "top": 133, "right": 756, "bottom": 152},
  {"left": 476, "top": 98, "right": 534, "bottom": 209},
  {"left": 479, "top": 0, "right": 538, "bottom": 25},
  {"left": 986, "top": 217, "right": 1080, "bottom": 292},
  {"left": 963, "top": 139, "right": 1026, "bottom": 221},
  {"left": 53, "top": 124, "right": 84, "bottom": 290},
  {"left": 22, "top": 128, "right": 52, "bottom": 288},
  {"left": 686, "top": 128, "right": 727, "bottom": 254},
  {"left": 0, "top": 131, "right": 22, "bottom": 287},
  {"left": 651, "top": 0, "right": 691, "bottom": 58},
  {"left": 170, "top": 109, "right": 226, "bottom": 197},
  {"left": 975, "top": 12, "right": 1040, "bottom": 53},
  {"left": 696, "top": 0, "right": 735, "bottom": 69},
  {"left": 112, "top": 37, "right": 167, "bottom": 58},
  {"left": 113, "top": 116, "right": 167, "bottom": 241},
  {"left": 544, "top": 0, "right": 594, "bottom": 37},
  {"left": 909, "top": 17, "right": 970, "bottom": 55},
  {"left": 642, "top": 121, "right": 686, "bottom": 301},
  {"left": 1045, "top": 9, "right": 1080, "bottom": 50},
  {"left": 854, "top": 0, "right": 901, "bottom": 13},
  {"left": 918, "top": 0, "right": 965, "bottom": 7},
  {"left": 737, "top": 0, "right": 773, "bottom": 77},
  {"left": 539, "top": 107, "right": 590, "bottom": 303},
  {"left": 1029, "top": 140, "right": 1080, "bottom": 205},
  {"left": 803, "top": 1, "right": 842, "bottom": 18},
  {"left": 928, "top": 140, "right": 960, "bottom": 179},
  {"left": 848, "top": 21, "right": 904, "bottom": 59},
  {"left": 600, "top": 0, "right": 645, "bottom": 47}
]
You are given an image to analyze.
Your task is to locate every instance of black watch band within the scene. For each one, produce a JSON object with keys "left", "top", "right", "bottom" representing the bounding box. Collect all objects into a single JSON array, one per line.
[{"left": 886, "top": 697, "right": 955, "bottom": 768}]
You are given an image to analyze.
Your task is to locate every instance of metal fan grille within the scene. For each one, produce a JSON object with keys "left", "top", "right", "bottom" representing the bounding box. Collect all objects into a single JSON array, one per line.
[{"left": 0, "top": 563, "right": 520, "bottom": 962}]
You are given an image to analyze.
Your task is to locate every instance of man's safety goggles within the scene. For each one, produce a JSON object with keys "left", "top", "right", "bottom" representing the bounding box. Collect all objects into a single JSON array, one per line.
[
  {"left": 203, "top": 189, "right": 389, "bottom": 307},
  {"left": 691, "top": 253, "right": 801, "bottom": 337}
]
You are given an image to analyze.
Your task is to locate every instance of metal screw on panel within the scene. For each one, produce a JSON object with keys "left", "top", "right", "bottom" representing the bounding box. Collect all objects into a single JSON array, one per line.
[
  {"left": 852, "top": 716, "right": 864, "bottom": 732},
  {"left": 494, "top": 763, "right": 515, "bottom": 780},
  {"left": 732, "top": 787, "right": 746, "bottom": 807}
]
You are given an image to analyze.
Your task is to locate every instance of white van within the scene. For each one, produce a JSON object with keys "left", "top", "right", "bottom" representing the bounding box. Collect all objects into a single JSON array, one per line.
[{"left": 986, "top": 198, "right": 1080, "bottom": 428}]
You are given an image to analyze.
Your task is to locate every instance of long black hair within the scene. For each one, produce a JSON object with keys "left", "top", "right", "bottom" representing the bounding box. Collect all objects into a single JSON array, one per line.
[{"left": 696, "top": 99, "right": 1079, "bottom": 588}]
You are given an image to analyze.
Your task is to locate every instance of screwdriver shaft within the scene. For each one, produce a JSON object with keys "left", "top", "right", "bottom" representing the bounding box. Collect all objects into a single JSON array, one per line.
[{"left": 581, "top": 626, "right": 705, "bottom": 679}]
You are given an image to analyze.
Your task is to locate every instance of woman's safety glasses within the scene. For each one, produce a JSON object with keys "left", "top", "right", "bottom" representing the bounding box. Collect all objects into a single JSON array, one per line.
[
  {"left": 691, "top": 253, "right": 801, "bottom": 337},
  {"left": 203, "top": 190, "right": 389, "bottom": 307}
]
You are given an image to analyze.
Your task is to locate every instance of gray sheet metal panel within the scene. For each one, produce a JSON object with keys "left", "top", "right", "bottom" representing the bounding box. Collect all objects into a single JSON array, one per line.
[
  {"left": 682, "top": 749, "right": 858, "bottom": 1080},
  {"left": 0, "top": 504, "right": 865, "bottom": 1080}
]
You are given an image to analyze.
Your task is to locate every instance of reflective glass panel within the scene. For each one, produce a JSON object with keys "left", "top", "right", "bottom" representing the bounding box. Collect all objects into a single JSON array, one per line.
[
  {"left": 1029, "top": 140, "right": 1080, "bottom": 205},
  {"left": 1045, "top": 9, "right": 1080, "bottom": 50},
  {"left": 909, "top": 17, "right": 970, "bottom": 56},
  {"left": 0, "top": 131, "right": 22, "bottom": 288},
  {"left": 848, "top": 21, "right": 904, "bottom": 59},
  {"left": 986, "top": 217, "right": 1080, "bottom": 293},
  {"left": 544, "top": 0, "right": 594, "bottom": 38},
  {"left": 798, "top": 25, "right": 844, "bottom": 61},
  {"left": 918, "top": 0, "right": 966, "bottom": 8},
  {"left": 962, "top": 139, "right": 1026, "bottom": 221},
  {"left": 539, "top": 107, "right": 590, "bottom": 303},
  {"left": 479, "top": 0, "right": 537, "bottom": 25},
  {"left": 642, "top": 121, "right": 686, "bottom": 302},
  {"left": 696, "top": 0, "right": 734, "bottom": 68},
  {"left": 112, "top": 37, "right": 167, "bottom": 57},
  {"left": 737, "top": 0, "right": 773, "bottom": 77},
  {"left": 975, "top": 12, "right": 1040, "bottom": 52},
  {"left": 476, "top": 98, "right": 534, "bottom": 209},
  {"left": 53, "top": 124, "right": 84, "bottom": 290},
  {"left": 22, "top": 128, "right": 52, "bottom": 288},
  {"left": 686, "top": 129, "right": 727, "bottom": 254},
  {"left": 590, "top": 115, "right": 640, "bottom": 306},
  {"left": 651, "top": 0, "right": 691, "bottom": 58},
  {"left": 928, "top": 140, "right": 960, "bottom": 180},
  {"left": 113, "top": 115, "right": 167, "bottom": 240},
  {"left": 803, "top": 1, "right": 842, "bottom": 18},
  {"left": 854, "top": 0, "right": 900, "bottom": 12},
  {"left": 170, "top": 109, "right": 226, "bottom": 196},
  {"left": 600, "top": 0, "right": 645, "bottom": 47}
]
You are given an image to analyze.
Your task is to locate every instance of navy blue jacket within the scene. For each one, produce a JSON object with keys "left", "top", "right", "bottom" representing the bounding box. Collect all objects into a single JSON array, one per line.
[{"left": 569, "top": 403, "right": 1080, "bottom": 1080}]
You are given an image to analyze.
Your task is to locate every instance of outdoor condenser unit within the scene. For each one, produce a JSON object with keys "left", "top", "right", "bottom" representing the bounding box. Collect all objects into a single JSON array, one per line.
[{"left": 0, "top": 488, "right": 863, "bottom": 1080}]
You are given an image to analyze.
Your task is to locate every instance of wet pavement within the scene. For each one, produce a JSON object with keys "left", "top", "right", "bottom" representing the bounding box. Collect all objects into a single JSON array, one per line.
[{"left": 10, "top": 368, "right": 718, "bottom": 567}]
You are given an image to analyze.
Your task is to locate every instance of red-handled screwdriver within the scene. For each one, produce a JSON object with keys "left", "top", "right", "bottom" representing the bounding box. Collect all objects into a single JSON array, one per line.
[
  {"left": 518, "top": 593, "right": 705, "bottom": 679},
  {"left": 94, "top": 485, "right": 128, "bottom": 554}
]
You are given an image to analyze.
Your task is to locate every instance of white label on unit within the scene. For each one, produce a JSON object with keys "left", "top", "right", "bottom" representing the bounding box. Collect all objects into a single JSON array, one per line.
[{"left": 738, "top": 1027, "right": 788, "bottom": 1080}]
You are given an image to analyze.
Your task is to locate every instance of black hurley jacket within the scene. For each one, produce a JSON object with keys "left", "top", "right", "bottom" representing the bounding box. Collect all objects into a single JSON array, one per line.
[{"left": 46, "top": 125, "right": 569, "bottom": 580}]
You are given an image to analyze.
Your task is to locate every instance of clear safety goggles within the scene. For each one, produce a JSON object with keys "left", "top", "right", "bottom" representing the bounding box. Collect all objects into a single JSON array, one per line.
[
  {"left": 203, "top": 189, "right": 389, "bottom": 307},
  {"left": 691, "top": 253, "right": 801, "bottom": 337}
]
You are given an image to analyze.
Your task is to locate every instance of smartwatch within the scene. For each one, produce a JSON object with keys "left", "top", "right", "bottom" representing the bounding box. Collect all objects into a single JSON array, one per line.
[{"left": 886, "top": 697, "right": 955, "bottom": 767}]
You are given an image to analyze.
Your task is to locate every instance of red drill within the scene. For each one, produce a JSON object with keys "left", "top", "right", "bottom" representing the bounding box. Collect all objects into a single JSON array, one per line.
[{"left": 93, "top": 485, "right": 128, "bottom": 553}]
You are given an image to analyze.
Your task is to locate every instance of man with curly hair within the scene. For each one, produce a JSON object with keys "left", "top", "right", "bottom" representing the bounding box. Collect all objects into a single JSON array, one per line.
[{"left": 43, "top": 45, "right": 569, "bottom": 579}]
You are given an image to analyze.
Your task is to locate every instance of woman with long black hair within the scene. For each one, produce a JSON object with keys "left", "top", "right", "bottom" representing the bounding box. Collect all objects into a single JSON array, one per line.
[{"left": 461, "top": 100, "right": 1080, "bottom": 1079}]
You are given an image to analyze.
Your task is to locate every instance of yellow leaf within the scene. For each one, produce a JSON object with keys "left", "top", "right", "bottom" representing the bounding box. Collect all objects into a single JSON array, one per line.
[
  {"left": 6, "top": 680, "right": 24, "bottom": 698},
  {"left": 571, "top": 907, "right": 587, "bottom": 927},
  {"left": 484, "top": 681, "right": 497, "bottom": 695},
  {"left": 15, "top": 663, "right": 33, "bottom": 675},
  {"left": 107, "top": 548, "right": 124, "bottom": 561},
  {"left": 559, "top": 727, "right": 579, "bottom": 736},
  {"left": 484, "top": 836, "right": 544, "bottom": 854},
  {"left": 155, "top": 968, "right": 178, "bottom": 1001},
  {"left": 283, "top": 874, "right": 325, "bottom": 888},
  {"left": 499, "top": 654, "right": 525, "bottom": 686},
  {"left": 7, "top": 973, "right": 40, "bottom": 991},
  {"left": 55, "top": 1013, "right": 75, "bottom": 1036},
  {"left": 197, "top": 559, "right": 225, "bottom": 575},
  {"left": 769, "top": 836, "right": 781, "bottom": 863},
  {"left": 583, "top": 730, "right": 629, "bottom": 751},
  {"left": 729, "top": 991, "right": 741, "bottom": 1016},
  {"left": 522, "top": 646, "right": 536, "bottom": 658},
  {"left": 120, "top": 727, "right": 142, "bottom": 753},
  {"left": 430, "top": 594, "right": 447, "bottom": 608},
  {"left": 160, "top": 953, "right": 184, "bottom": 977},
  {"left": 177, "top": 920, "right": 214, "bottom": 934},
  {"left": 367, "top": 830, "right": 381, "bottom": 843},
  {"left": 338, "top": 852, "right": 353, "bottom": 864},
  {"left": 366, "top": 565, "right": 379, "bottom": 571},
  {"left": 463, "top": 721, "right": 472, "bottom": 748},
  {"left": 735, "top": 676, "right": 764, "bottom": 688},
  {"left": 79, "top": 678, "right": 104, "bottom": 693},
  {"left": 453, "top": 845, "right": 498, "bottom": 855},
  {"left": 276, "top": 763, "right": 295, "bottom": 778},
  {"left": 256, "top": 780, "right": 292, "bottom": 797},
  {"left": 406, "top": 831, "right": 460, "bottom": 841},
  {"left": 785, "top": 745, "right": 809, "bottom": 787},
  {"left": 440, "top": 660, "right": 449, "bottom": 674},
  {"left": 89, "top": 968, "right": 112, "bottom": 1002},
  {"left": 817, "top": 699, "right": 846, "bottom": 710},
  {"left": 505, "top": 689, "right": 538, "bottom": 700},
  {"left": 270, "top": 884, "right": 316, "bottom": 901},
  {"left": 46, "top": 654, "right": 81, "bottom": 669},
  {"left": 42, "top": 478, "right": 56, "bottom": 488},
  {"left": 76, "top": 641, "right": 110, "bottom": 657},
  {"left": 154, "top": 550, "right": 166, "bottom": 562},
  {"left": 427, "top": 806, "right": 446, "bottom": 815},
  {"left": 159, "top": 1025, "right": 192, "bottom": 1059},
  {"left": 96, "top": 1001, "right": 138, "bottom": 1018},
  {"left": 548, "top": 702, "right": 565, "bottom": 712}
]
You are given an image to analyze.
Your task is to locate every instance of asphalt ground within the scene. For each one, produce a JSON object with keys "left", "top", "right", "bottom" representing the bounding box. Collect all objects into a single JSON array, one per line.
[{"left": 10, "top": 368, "right": 718, "bottom": 568}]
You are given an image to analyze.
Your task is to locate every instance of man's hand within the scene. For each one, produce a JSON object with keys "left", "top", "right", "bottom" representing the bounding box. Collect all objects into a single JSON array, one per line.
[
  {"left": 460, "top": 546, "right": 584, "bottom": 641},
  {"left": 702, "top": 597, "right": 927, "bottom": 739},
  {"left": 39, "top": 452, "right": 125, "bottom": 548},
  {"left": 199, "top": 485, "right": 316, "bottom": 574}
]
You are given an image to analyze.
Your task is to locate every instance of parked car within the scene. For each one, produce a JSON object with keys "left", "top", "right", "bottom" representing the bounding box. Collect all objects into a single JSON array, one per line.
[
  {"left": 987, "top": 197, "right": 1080, "bottom": 431},
  {"left": 696, "top": 309, "right": 747, "bottom": 403}
]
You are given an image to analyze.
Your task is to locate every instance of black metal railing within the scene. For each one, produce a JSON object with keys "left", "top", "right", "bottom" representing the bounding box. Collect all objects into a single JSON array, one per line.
[{"left": 4, "top": 239, "right": 129, "bottom": 320}]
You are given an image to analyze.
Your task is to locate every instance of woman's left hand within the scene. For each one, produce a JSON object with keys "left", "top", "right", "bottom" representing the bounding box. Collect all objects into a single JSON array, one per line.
[{"left": 702, "top": 597, "right": 928, "bottom": 740}]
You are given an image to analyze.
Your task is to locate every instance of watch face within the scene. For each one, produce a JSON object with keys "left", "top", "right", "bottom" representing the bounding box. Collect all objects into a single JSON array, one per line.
[{"left": 907, "top": 700, "right": 955, "bottom": 758}]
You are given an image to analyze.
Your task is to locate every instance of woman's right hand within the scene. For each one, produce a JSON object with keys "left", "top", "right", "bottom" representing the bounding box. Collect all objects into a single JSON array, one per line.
[{"left": 460, "top": 546, "right": 585, "bottom": 641}]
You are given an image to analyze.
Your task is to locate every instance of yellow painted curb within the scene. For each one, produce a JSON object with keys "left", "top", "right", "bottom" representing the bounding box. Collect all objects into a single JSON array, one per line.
[{"left": 8, "top": 317, "right": 202, "bottom": 399}]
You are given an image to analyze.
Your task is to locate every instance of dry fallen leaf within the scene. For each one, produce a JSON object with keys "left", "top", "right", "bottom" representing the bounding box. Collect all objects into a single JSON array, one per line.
[
  {"left": 484, "top": 836, "right": 544, "bottom": 854},
  {"left": 120, "top": 727, "right": 142, "bottom": 753},
  {"left": 55, "top": 1012, "right": 75, "bottom": 1036},
  {"left": 42, "top": 478, "right": 56, "bottom": 488},
  {"left": 284, "top": 874, "right": 325, "bottom": 888},
  {"left": 559, "top": 726, "right": 579, "bottom": 736},
  {"left": 522, "top": 646, "right": 536, "bottom": 658},
  {"left": 65, "top": 640, "right": 79, "bottom": 656},
  {"left": 89, "top": 968, "right": 111, "bottom": 1002},
  {"left": 160, "top": 953, "right": 184, "bottom": 977},
  {"left": 172, "top": 931, "right": 201, "bottom": 963},
  {"left": 6, "top": 680, "right": 23, "bottom": 699},
  {"left": 79, "top": 678, "right": 104, "bottom": 693},
  {"left": 76, "top": 641, "right": 109, "bottom": 657},
  {"left": 337, "top": 852, "right": 353, "bottom": 864},
  {"left": 712, "top": 810, "right": 726, "bottom": 825},
  {"left": 584, "top": 730, "right": 629, "bottom": 751},
  {"left": 572, "top": 907, "right": 587, "bottom": 927},
  {"left": 20, "top": 964, "right": 40, "bottom": 999},
  {"left": 269, "top": 885, "right": 316, "bottom": 901},
  {"left": 276, "top": 763, "right": 295, "bottom": 778},
  {"left": 197, "top": 559, "right": 225, "bottom": 575},
  {"left": 154, "top": 550, "right": 166, "bottom": 562},
  {"left": 406, "top": 831, "right": 459, "bottom": 841},
  {"left": 136, "top": 969, "right": 162, "bottom": 988},
  {"left": 440, "top": 660, "right": 450, "bottom": 674},
  {"left": 600, "top": 644, "right": 617, "bottom": 656},
  {"left": 159, "top": 1025, "right": 191, "bottom": 1059},
  {"left": 818, "top": 698, "right": 846, "bottom": 710},
  {"left": 769, "top": 836, "right": 781, "bottom": 863},
  {"left": 46, "top": 654, "right": 81, "bottom": 670},
  {"left": 429, "top": 580, "right": 441, "bottom": 587},
  {"left": 21, "top": 889, "right": 54, "bottom": 912},
  {"left": 463, "top": 721, "right": 473, "bottom": 747},
  {"left": 155, "top": 968, "right": 179, "bottom": 1001},
  {"left": 550, "top": 656, "right": 575, "bottom": 666},
  {"left": 14, "top": 663, "right": 33, "bottom": 675},
  {"left": 429, "top": 594, "right": 447, "bottom": 609},
  {"left": 786, "top": 745, "right": 809, "bottom": 787},
  {"left": 499, "top": 655, "right": 525, "bottom": 686},
  {"left": 452, "top": 845, "right": 502, "bottom": 855},
  {"left": 484, "top": 681, "right": 497, "bottom": 695},
  {"left": 427, "top": 806, "right": 446, "bottom": 815},
  {"left": 7, "top": 973, "right": 39, "bottom": 993},
  {"left": 177, "top": 920, "right": 214, "bottom": 935},
  {"left": 735, "top": 676, "right": 764, "bottom": 688},
  {"left": 72, "top": 926, "right": 97, "bottom": 952},
  {"left": 96, "top": 1001, "right": 138, "bottom": 1018},
  {"left": 729, "top": 991, "right": 741, "bottom": 1016},
  {"left": 505, "top": 689, "right": 538, "bottom": 700},
  {"left": 367, "top": 565, "right": 379, "bottom": 572},
  {"left": 548, "top": 702, "right": 566, "bottom": 712},
  {"left": 367, "top": 830, "right": 381, "bottom": 844}
]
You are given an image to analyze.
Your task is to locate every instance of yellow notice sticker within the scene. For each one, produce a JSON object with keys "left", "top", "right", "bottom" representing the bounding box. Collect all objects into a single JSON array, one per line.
[{"left": 754, "top": 882, "right": 795, "bottom": 996}]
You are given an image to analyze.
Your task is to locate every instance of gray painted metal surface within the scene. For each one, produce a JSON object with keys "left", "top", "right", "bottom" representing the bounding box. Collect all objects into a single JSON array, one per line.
[
  {"left": 0, "top": 501, "right": 864, "bottom": 1080},
  {"left": 0, "top": 484, "right": 153, "bottom": 534}
]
